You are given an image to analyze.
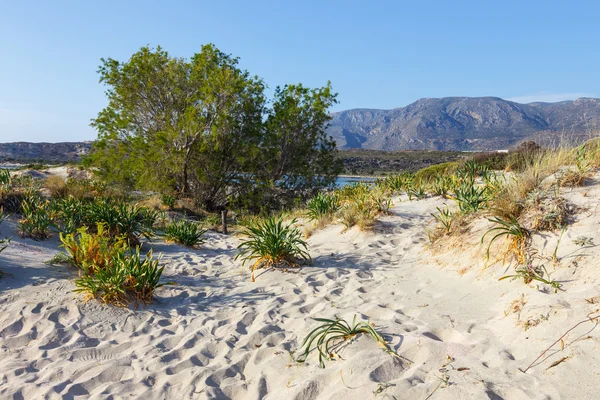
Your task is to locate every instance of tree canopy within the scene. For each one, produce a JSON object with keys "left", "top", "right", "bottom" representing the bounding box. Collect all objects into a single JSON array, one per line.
[{"left": 88, "top": 45, "right": 341, "bottom": 211}]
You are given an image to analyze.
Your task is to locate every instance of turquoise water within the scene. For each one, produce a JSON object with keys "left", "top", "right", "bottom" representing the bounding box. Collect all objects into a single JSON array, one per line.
[{"left": 335, "top": 176, "right": 376, "bottom": 187}]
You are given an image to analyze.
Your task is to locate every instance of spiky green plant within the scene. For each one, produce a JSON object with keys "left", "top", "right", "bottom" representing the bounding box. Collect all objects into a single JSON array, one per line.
[
  {"left": 499, "top": 263, "right": 562, "bottom": 293},
  {"left": 74, "top": 248, "right": 166, "bottom": 306},
  {"left": 481, "top": 216, "right": 531, "bottom": 264},
  {"left": 406, "top": 183, "right": 426, "bottom": 200},
  {"left": 163, "top": 219, "right": 206, "bottom": 247},
  {"left": 296, "top": 316, "right": 401, "bottom": 368},
  {"left": 432, "top": 175, "right": 452, "bottom": 197},
  {"left": 86, "top": 198, "right": 156, "bottom": 245},
  {"left": 51, "top": 195, "right": 88, "bottom": 235},
  {"left": 236, "top": 217, "right": 311, "bottom": 281},
  {"left": 19, "top": 195, "right": 52, "bottom": 240},
  {"left": 431, "top": 205, "right": 454, "bottom": 234},
  {"left": 307, "top": 192, "right": 340, "bottom": 221},
  {"left": 161, "top": 194, "right": 176, "bottom": 209},
  {"left": 453, "top": 180, "right": 489, "bottom": 213}
]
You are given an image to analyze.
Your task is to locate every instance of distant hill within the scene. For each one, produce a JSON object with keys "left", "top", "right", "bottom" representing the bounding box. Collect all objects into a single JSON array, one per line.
[
  {"left": 2, "top": 97, "right": 600, "bottom": 162},
  {"left": 0, "top": 142, "right": 92, "bottom": 163},
  {"left": 327, "top": 97, "right": 600, "bottom": 151}
]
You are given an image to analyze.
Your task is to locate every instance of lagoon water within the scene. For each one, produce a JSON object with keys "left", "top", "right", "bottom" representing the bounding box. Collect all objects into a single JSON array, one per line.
[{"left": 335, "top": 176, "right": 376, "bottom": 187}]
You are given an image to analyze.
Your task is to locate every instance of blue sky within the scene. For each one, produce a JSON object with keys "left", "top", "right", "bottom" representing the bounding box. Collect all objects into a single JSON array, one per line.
[{"left": 1, "top": 0, "right": 599, "bottom": 142}]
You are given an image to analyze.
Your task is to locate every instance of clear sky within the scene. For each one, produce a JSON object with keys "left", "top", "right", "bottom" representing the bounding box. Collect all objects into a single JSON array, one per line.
[{"left": 1, "top": 0, "right": 599, "bottom": 142}]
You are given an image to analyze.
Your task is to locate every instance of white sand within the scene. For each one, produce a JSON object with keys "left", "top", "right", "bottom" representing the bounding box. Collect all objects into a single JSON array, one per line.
[{"left": 1, "top": 174, "right": 600, "bottom": 399}]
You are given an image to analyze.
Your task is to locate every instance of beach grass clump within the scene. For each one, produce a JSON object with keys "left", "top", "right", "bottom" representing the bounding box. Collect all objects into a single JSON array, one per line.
[
  {"left": 296, "top": 315, "right": 401, "bottom": 368},
  {"left": 19, "top": 195, "right": 53, "bottom": 240},
  {"left": 163, "top": 218, "right": 206, "bottom": 247},
  {"left": 59, "top": 223, "right": 129, "bottom": 274},
  {"left": 307, "top": 192, "right": 340, "bottom": 222},
  {"left": 50, "top": 195, "right": 89, "bottom": 235},
  {"left": 44, "top": 175, "right": 68, "bottom": 197},
  {"left": 481, "top": 215, "right": 531, "bottom": 264},
  {"left": 86, "top": 198, "right": 157, "bottom": 245},
  {"left": 431, "top": 205, "right": 455, "bottom": 234},
  {"left": 452, "top": 179, "right": 490, "bottom": 213},
  {"left": 74, "top": 248, "right": 166, "bottom": 306},
  {"left": 236, "top": 216, "right": 310, "bottom": 281}
]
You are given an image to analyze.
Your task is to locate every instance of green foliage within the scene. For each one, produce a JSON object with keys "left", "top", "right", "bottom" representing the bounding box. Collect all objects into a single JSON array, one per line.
[
  {"left": 163, "top": 219, "right": 206, "bottom": 247},
  {"left": 499, "top": 263, "right": 562, "bottom": 293},
  {"left": 236, "top": 217, "right": 310, "bottom": 281},
  {"left": 307, "top": 192, "right": 340, "bottom": 221},
  {"left": 86, "top": 198, "right": 157, "bottom": 245},
  {"left": 406, "top": 181, "right": 426, "bottom": 200},
  {"left": 19, "top": 195, "right": 52, "bottom": 240},
  {"left": 0, "top": 169, "right": 11, "bottom": 187},
  {"left": 481, "top": 216, "right": 530, "bottom": 263},
  {"left": 51, "top": 196, "right": 88, "bottom": 235},
  {"left": 59, "top": 223, "right": 129, "bottom": 274},
  {"left": 452, "top": 180, "right": 490, "bottom": 213},
  {"left": 296, "top": 316, "right": 400, "bottom": 368},
  {"left": 74, "top": 248, "right": 166, "bottom": 306},
  {"left": 161, "top": 194, "right": 176, "bottom": 209},
  {"left": 413, "top": 162, "right": 458, "bottom": 183},
  {"left": 431, "top": 205, "right": 454, "bottom": 234},
  {"left": 88, "top": 45, "right": 341, "bottom": 211}
]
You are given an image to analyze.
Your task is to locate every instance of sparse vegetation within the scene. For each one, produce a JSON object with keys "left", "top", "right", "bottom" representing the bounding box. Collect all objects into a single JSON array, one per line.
[
  {"left": 482, "top": 216, "right": 531, "bottom": 264},
  {"left": 236, "top": 217, "right": 310, "bottom": 281},
  {"left": 163, "top": 219, "right": 206, "bottom": 247},
  {"left": 296, "top": 316, "right": 401, "bottom": 368},
  {"left": 74, "top": 248, "right": 166, "bottom": 307},
  {"left": 59, "top": 223, "right": 129, "bottom": 274}
]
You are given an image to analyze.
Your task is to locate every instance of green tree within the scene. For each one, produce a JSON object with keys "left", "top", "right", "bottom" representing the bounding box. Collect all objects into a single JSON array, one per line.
[
  {"left": 255, "top": 83, "right": 342, "bottom": 207},
  {"left": 88, "top": 45, "right": 340, "bottom": 211}
]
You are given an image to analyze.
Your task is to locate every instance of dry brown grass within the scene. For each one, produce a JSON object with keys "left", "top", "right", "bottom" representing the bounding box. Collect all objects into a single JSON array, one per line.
[{"left": 44, "top": 175, "right": 68, "bottom": 197}]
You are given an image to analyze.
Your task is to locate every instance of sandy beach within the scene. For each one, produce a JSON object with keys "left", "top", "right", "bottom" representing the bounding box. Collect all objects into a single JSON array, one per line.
[{"left": 0, "top": 170, "right": 598, "bottom": 399}]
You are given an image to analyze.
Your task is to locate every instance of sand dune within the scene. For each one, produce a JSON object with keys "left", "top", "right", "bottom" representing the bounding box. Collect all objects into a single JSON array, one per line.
[{"left": 1, "top": 175, "right": 600, "bottom": 399}]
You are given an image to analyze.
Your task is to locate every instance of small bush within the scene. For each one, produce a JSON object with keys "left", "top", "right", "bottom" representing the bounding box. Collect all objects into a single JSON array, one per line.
[
  {"left": 163, "top": 219, "right": 206, "bottom": 247},
  {"left": 236, "top": 217, "right": 311, "bottom": 281},
  {"left": 453, "top": 180, "right": 490, "bottom": 213},
  {"left": 74, "top": 249, "right": 166, "bottom": 306},
  {"left": 59, "top": 223, "right": 129, "bottom": 274},
  {"left": 307, "top": 192, "right": 340, "bottom": 221},
  {"left": 414, "top": 162, "right": 458, "bottom": 183},
  {"left": 19, "top": 196, "right": 52, "bottom": 240},
  {"left": 161, "top": 194, "right": 177, "bottom": 209},
  {"left": 86, "top": 198, "right": 157, "bottom": 245}
]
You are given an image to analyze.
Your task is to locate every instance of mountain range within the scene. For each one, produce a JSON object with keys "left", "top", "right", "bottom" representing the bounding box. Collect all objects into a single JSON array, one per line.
[
  {"left": 2, "top": 97, "right": 600, "bottom": 162},
  {"left": 327, "top": 97, "right": 600, "bottom": 151}
]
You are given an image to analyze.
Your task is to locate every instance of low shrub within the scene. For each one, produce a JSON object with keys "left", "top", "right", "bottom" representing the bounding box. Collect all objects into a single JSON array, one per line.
[
  {"left": 59, "top": 223, "right": 129, "bottom": 274},
  {"left": 74, "top": 249, "right": 166, "bottom": 306},
  {"left": 236, "top": 217, "right": 311, "bottom": 281},
  {"left": 161, "top": 194, "right": 177, "bottom": 209},
  {"left": 307, "top": 192, "right": 340, "bottom": 221},
  {"left": 414, "top": 162, "right": 458, "bottom": 183},
  {"left": 163, "top": 219, "right": 206, "bottom": 247},
  {"left": 19, "top": 195, "right": 52, "bottom": 240},
  {"left": 86, "top": 198, "right": 157, "bottom": 245}
]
